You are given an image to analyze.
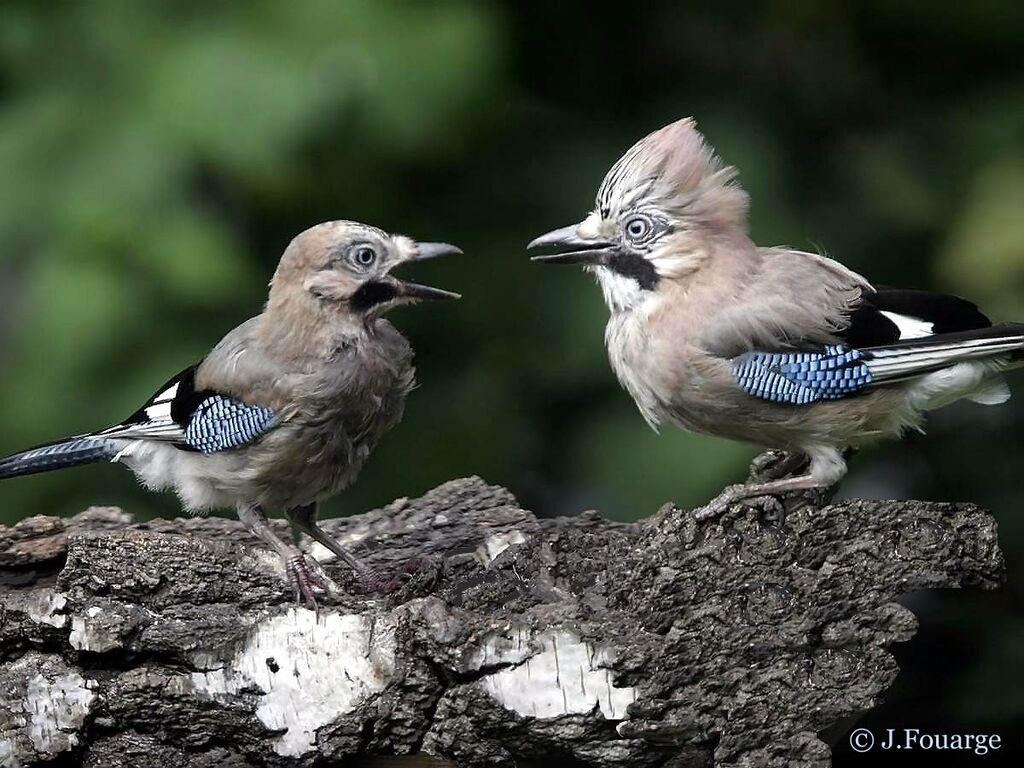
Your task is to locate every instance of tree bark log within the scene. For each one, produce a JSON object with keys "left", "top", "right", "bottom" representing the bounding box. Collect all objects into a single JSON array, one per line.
[{"left": 0, "top": 453, "right": 1005, "bottom": 767}]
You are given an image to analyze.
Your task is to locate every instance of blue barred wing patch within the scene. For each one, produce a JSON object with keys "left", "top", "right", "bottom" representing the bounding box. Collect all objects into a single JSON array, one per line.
[
  {"left": 183, "top": 395, "right": 278, "bottom": 453},
  {"left": 732, "top": 344, "right": 873, "bottom": 405}
]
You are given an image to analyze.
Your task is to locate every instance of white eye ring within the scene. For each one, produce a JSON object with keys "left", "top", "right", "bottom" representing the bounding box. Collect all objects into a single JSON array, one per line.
[
  {"left": 351, "top": 246, "right": 378, "bottom": 268},
  {"left": 624, "top": 215, "right": 652, "bottom": 241}
]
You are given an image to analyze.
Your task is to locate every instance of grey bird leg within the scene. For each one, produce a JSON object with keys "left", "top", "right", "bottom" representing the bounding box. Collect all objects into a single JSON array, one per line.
[
  {"left": 237, "top": 503, "right": 327, "bottom": 609},
  {"left": 285, "top": 502, "right": 370, "bottom": 580},
  {"left": 695, "top": 447, "right": 846, "bottom": 522},
  {"left": 285, "top": 503, "right": 426, "bottom": 594}
]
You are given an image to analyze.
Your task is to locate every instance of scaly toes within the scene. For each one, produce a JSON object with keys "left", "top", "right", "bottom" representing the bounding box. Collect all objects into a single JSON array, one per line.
[
  {"left": 694, "top": 486, "right": 789, "bottom": 526},
  {"left": 285, "top": 553, "right": 328, "bottom": 610},
  {"left": 693, "top": 484, "right": 745, "bottom": 521}
]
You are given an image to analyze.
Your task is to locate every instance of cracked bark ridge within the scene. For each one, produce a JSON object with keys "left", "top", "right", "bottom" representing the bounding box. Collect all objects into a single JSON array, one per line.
[{"left": 0, "top": 453, "right": 1005, "bottom": 768}]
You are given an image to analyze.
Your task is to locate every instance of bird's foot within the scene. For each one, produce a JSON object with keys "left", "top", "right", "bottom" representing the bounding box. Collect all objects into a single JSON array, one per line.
[
  {"left": 361, "top": 557, "right": 436, "bottom": 596},
  {"left": 285, "top": 553, "right": 329, "bottom": 610},
  {"left": 694, "top": 484, "right": 786, "bottom": 524},
  {"left": 693, "top": 484, "right": 748, "bottom": 521}
]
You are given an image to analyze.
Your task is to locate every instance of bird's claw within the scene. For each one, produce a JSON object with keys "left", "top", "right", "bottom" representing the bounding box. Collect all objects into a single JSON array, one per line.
[
  {"left": 693, "top": 484, "right": 745, "bottom": 521},
  {"left": 285, "top": 553, "right": 329, "bottom": 610},
  {"left": 693, "top": 484, "right": 785, "bottom": 525}
]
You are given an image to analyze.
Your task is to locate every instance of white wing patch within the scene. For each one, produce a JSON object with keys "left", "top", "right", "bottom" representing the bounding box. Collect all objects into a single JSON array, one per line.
[
  {"left": 880, "top": 311, "right": 935, "bottom": 340},
  {"left": 141, "top": 381, "right": 180, "bottom": 421},
  {"left": 100, "top": 422, "right": 184, "bottom": 441},
  {"left": 99, "top": 380, "right": 185, "bottom": 442}
]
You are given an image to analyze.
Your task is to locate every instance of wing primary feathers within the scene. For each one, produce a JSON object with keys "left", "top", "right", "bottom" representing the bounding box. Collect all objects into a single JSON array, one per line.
[
  {"left": 862, "top": 326, "right": 1024, "bottom": 381},
  {"left": 102, "top": 365, "right": 200, "bottom": 442}
]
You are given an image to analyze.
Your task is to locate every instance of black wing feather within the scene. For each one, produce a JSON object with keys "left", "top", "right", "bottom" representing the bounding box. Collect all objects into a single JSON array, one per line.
[
  {"left": 121, "top": 365, "right": 202, "bottom": 428},
  {"left": 840, "top": 287, "right": 992, "bottom": 347}
]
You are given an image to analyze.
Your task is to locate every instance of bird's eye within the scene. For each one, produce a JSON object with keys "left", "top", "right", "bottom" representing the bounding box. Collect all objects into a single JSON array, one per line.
[
  {"left": 351, "top": 246, "right": 378, "bottom": 268},
  {"left": 624, "top": 215, "right": 653, "bottom": 241}
]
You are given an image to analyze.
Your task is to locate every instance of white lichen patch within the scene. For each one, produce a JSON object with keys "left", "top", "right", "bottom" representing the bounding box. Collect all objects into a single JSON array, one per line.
[
  {"left": 25, "top": 672, "right": 96, "bottom": 756},
  {"left": 245, "top": 549, "right": 287, "bottom": 577},
  {"left": 11, "top": 590, "right": 67, "bottom": 629},
  {"left": 476, "top": 530, "right": 528, "bottom": 565},
  {"left": 187, "top": 608, "right": 396, "bottom": 757},
  {"left": 306, "top": 541, "right": 335, "bottom": 563},
  {"left": 68, "top": 606, "right": 121, "bottom": 653},
  {"left": 477, "top": 629, "right": 637, "bottom": 720},
  {"left": 0, "top": 737, "right": 19, "bottom": 768},
  {"left": 463, "top": 625, "right": 535, "bottom": 671}
]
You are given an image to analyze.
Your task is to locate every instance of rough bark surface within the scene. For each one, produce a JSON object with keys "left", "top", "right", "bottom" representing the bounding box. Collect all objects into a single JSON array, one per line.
[{"left": 0, "top": 453, "right": 1005, "bottom": 768}]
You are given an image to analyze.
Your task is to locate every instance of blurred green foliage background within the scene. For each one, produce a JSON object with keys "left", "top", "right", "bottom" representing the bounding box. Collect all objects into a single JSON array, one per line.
[{"left": 0, "top": 0, "right": 1021, "bottom": 759}]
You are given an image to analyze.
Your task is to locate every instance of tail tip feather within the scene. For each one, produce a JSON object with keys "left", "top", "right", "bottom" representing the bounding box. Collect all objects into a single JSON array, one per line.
[{"left": 0, "top": 437, "right": 118, "bottom": 480}]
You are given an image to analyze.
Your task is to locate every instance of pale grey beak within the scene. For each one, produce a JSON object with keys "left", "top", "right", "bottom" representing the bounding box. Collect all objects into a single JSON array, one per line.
[
  {"left": 383, "top": 240, "right": 463, "bottom": 303},
  {"left": 414, "top": 241, "right": 464, "bottom": 261},
  {"left": 395, "top": 281, "right": 461, "bottom": 301},
  {"left": 528, "top": 225, "right": 617, "bottom": 266}
]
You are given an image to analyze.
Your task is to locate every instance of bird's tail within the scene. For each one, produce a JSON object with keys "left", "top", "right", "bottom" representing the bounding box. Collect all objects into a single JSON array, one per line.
[
  {"left": 863, "top": 323, "right": 1024, "bottom": 382},
  {"left": 0, "top": 436, "right": 120, "bottom": 481}
]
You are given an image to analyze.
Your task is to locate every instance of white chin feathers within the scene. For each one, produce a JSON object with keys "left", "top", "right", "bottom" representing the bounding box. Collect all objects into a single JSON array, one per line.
[{"left": 590, "top": 265, "right": 647, "bottom": 312}]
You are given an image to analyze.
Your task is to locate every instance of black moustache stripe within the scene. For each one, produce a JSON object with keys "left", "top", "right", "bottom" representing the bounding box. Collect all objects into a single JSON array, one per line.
[
  {"left": 350, "top": 281, "right": 398, "bottom": 311},
  {"left": 606, "top": 251, "right": 659, "bottom": 290}
]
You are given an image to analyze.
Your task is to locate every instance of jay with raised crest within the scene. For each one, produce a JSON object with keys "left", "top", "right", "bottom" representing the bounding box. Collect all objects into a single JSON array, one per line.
[
  {"left": 0, "top": 221, "right": 462, "bottom": 605},
  {"left": 529, "top": 117, "right": 1022, "bottom": 518}
]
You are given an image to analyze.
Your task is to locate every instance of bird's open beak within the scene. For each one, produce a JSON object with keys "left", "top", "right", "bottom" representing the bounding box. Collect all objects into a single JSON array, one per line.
[
  {"left": 390, "top": 241, "right": 463, "bottom": 301},
  {"left": 528, "top": 224, "right": 617, "bottom": 266},
  {"left": 394, "top": 280, "right": 461, "bottom": 301}
]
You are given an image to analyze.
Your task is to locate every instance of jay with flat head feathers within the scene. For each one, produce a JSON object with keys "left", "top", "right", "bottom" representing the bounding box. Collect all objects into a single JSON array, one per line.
[
  {"left": 0, "top": 221, "right": 461, "bottom": 605},
  {"left": 530, "top": 117, "right": 1023, "bottom": 517}
]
